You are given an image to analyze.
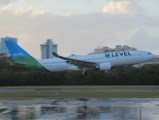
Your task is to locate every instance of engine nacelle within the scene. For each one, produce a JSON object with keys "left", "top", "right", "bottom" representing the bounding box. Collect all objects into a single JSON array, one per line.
[
  {"left": 132, "top": 64, "right": 141, "bottom": 68},
  {"left": 97, "top": 63, "right": 111, "bottom": 71}
]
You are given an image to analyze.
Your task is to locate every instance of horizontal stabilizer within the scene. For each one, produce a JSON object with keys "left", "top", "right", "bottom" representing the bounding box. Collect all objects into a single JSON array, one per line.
[{"left": 52, "top": 52, "right": 59, "bottom": 57}]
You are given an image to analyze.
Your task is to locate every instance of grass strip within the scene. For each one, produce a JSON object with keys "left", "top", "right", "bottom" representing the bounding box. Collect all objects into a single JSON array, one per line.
[
  {"left": 0, "top": 86, "right": 159, "bottom": 89},
  {"left": 0, "top": 92, "right": 159, "bottom": 99}
]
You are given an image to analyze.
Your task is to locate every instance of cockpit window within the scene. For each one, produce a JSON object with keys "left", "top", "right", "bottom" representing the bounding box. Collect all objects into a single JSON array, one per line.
[{"left": 148, "top": 52, "right": 152, "bottom": 54}]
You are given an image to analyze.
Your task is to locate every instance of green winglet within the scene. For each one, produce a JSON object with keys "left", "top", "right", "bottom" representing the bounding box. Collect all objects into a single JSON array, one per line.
[{"left": 52, "top": 52, "right": 59, "bottom": 57}]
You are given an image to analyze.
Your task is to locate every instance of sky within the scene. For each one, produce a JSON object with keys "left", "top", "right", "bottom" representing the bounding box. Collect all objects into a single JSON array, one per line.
[{"left": 0, "top": 0, "right": 159, "bottom": 58}]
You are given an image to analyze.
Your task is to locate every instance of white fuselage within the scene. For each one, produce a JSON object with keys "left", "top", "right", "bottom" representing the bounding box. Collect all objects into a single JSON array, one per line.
[{"left": 37, "top": 50, "right": 155, "bottom": 72}]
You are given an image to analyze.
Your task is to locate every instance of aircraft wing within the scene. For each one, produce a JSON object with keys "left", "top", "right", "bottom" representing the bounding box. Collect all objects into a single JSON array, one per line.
[{"left": 52, "top": 52, "right": 97, "bottom": 69}]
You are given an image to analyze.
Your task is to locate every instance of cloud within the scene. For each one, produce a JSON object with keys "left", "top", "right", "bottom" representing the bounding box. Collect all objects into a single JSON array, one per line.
[
  {"left": 0, "top": 0, "right": 45, "bottom": 5},
  {"left": 103, "top": 0, "right": 143, "bottom": 15},
  {"left": 26, "top": 0, "right": 44, "bottom": 3},
  {"left": 0, "top": 0, "right": 16, "bottom": 5},
  {"left": 0, "top": 4, "right": 159, "bottom": 58},
  {"left": 127, "top": 28, "right": 159, "bottom": 51}
]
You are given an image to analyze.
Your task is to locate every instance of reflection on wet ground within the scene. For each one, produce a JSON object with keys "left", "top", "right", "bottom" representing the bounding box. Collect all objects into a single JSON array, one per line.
[{"left": 0, "top": 98, "right": 159, "bottom": 120}]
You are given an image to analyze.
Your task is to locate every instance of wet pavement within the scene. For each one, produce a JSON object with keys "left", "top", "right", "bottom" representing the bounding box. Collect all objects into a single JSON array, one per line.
[{"left": 0, "top": 98, "right": 159, "bottom": 120}]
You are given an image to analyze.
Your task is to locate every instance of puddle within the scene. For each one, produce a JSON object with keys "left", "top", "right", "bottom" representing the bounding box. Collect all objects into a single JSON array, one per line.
[{"left": 0, "top": 98, "right": 159, "bottom": 120}]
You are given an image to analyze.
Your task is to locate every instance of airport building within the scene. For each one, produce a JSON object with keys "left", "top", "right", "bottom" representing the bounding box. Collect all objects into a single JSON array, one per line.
[
  {"left": 141, "top": 55, "right": 159, "bottom": 66},
  {"left": 0, "top": 36, "right": 17, "bottom": 55},
  {"left": 92, "top": 45, "right": 137, "bottom": 54},
  {"left": 41, "top": 39, "right": 57, "bottom": 59}
]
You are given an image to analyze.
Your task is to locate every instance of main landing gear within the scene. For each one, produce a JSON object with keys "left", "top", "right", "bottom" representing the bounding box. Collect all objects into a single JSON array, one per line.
[{"left": 80, "top": 70, "right": 88, "bottom": 79}]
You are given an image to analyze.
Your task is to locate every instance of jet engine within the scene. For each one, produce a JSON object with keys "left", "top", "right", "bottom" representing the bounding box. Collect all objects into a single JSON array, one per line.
[
  {"left": 132, "top": 64, "right": 141, "bottom": 68},
  {"left": 96, "top": 63, "right": 111, "bottom": 71}
]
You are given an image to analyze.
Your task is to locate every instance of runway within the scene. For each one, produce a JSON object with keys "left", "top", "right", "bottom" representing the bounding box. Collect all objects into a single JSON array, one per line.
[
  {"left": 0, "top": 98, "right": 159, "bottom": 120},
  {"left": 0, "top": 87, "right": 159, "bottom": 119},
  {"left": 0, "top": 86, "right": 159, "bottom": 92}
]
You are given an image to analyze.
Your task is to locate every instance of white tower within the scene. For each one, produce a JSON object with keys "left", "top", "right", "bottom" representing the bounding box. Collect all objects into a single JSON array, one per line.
[{"left": 41, "top": 39, "right": 57, "bottom": 59}]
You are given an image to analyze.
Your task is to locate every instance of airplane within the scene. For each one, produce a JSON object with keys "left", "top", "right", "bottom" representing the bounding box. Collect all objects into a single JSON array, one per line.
[{"left": 4, "top": 40, "right": 156, "bottom": 79}]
